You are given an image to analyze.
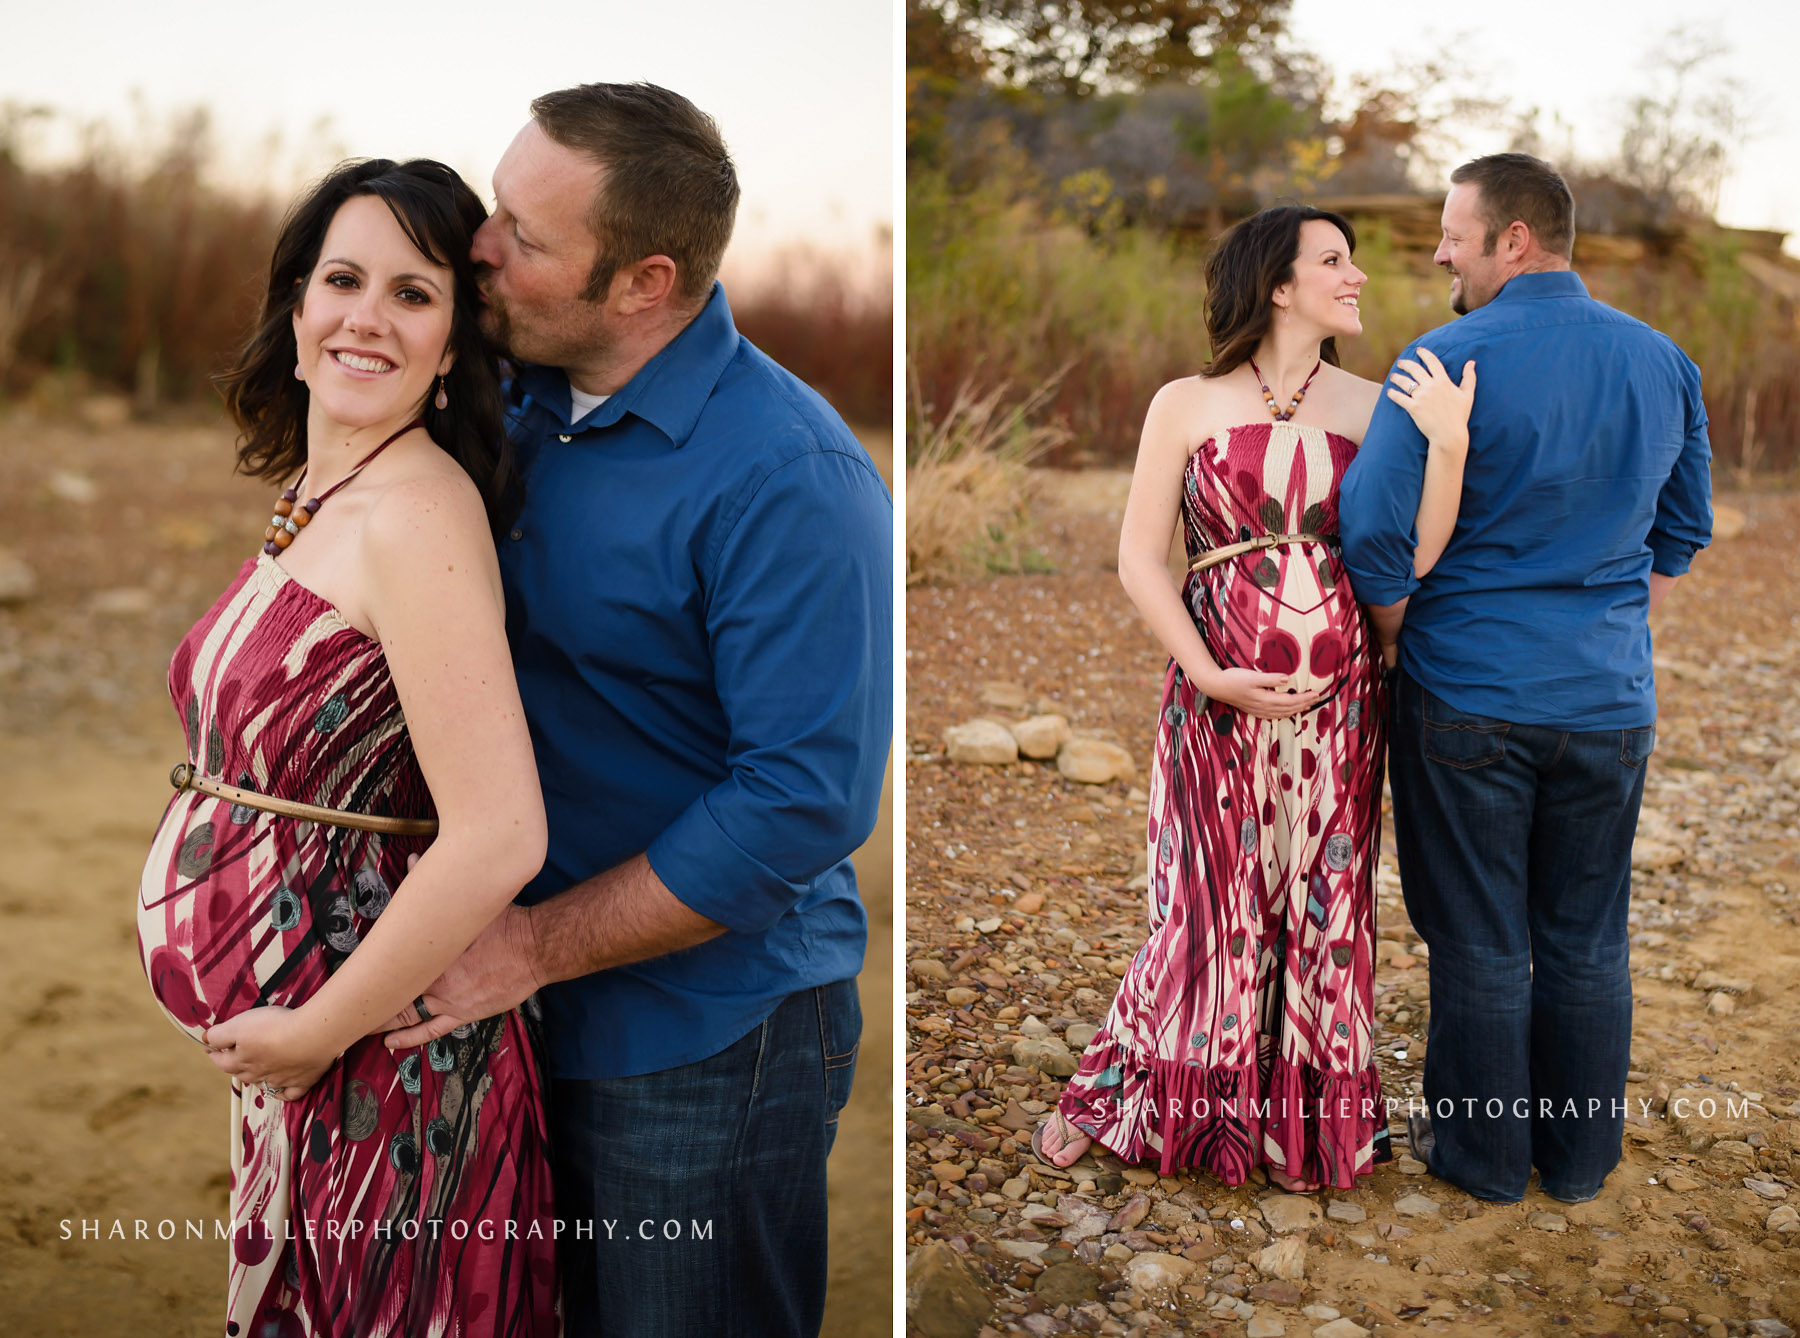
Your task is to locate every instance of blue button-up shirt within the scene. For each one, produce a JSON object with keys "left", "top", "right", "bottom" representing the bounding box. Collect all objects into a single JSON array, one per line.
[
  {"left": 1340, "top": 270, "right": 1712, "bottom": 729},
  {"left": 498, "top": 283, "right": 892, "bottom": 1079}
]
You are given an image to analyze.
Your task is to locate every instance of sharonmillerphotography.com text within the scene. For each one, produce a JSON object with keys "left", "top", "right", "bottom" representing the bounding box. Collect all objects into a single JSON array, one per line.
[
  {"left": 1085, "top": 1094, "right": 1756, "bottom": 1122},
  {"left": 59, "top": 1217, "right": 715, "bottom": 1245}
]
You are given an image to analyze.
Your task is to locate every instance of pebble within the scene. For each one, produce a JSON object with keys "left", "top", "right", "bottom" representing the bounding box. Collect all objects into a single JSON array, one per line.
[
  {"left": 1312, "top": 1320, "right": 1370, "bottom": 1338},
  {"left": 1767, "top": 1204, "right": 1800, "bottom": 1233},
  {"left": 944, "top": 719, "right": 1018, "bottom": 765},
  {"left": 1394, "top": 1155, "right": 1427, "bottom": 1175},
  {"left": 913, "top": 958, "right": 951, "bottom": 983},
  {"left": 1707, "top": 991, "right": 1737, "bottom": 1017},
  {"left": 1749, "top": 1322, "right": 1795, "bottom": 1338},
  {"left": 1246, "top": 1316, "right": 1286, "bottom": 1338},
  {"left": 1743, "top": 1176, "right": 1788, "bottom": 1200},
  {"left": 1249, "top": 1280, "right": 1303, "bottom": 1305},
  {"left": 1325, "top": 1200, "right": 1366, "bottom": 1223},
  {"left": 1302, "top": 1304, "right": 1341, "bottom": 1320},
  {"left": 0, "top": 548, "right": 37, "bottom": 604},
  {"left": 1527, "top": 1212, "right": 1567, "bottom": 1233},
  {"left": 1393, "top": 1192, "right": 1440, "bottom": 1216},
  {"left": 1065, "top": 1023, "right": 1099, "bottom": 1049},
  {"left": 1016, "top": 891, "right": 1046, "bottom": 914},
  {"left": 944, "top": 987, "right": 979, "bottom": 1006}
]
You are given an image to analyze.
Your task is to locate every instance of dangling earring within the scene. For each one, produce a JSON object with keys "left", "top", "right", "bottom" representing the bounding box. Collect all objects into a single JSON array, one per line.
[
  {"left": 434, "top": 376, "right": 448, "bottom": 411},
  {"left": 1282, "top": 307, "right": 1290, "bottom": 325}
]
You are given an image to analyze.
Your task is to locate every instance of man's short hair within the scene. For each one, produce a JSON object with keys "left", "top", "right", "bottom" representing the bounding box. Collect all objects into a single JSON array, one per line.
[
  {"left": 1449, "top": 153, "right": 1575, "bottom": 260},
  {"left": 529, "top": 82, "right": 740, "bottom": 306}
]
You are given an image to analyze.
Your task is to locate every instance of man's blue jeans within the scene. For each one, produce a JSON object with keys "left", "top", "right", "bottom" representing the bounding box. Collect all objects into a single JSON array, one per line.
[
  {"left": 1387, "top": 669, "right": 1650, "bottom": 1203},
  {"left": 548, "top": 978, "right": 862, "bottom": 1337}
]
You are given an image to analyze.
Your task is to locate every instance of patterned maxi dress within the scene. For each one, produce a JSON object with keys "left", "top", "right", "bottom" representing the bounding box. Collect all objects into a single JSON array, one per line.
[
  {"left": 1055, "top": 422, "right": 1389, "bottom": 1190},
  {"left": 137, "top": 552, "right": 558, "bottom": 1337}
]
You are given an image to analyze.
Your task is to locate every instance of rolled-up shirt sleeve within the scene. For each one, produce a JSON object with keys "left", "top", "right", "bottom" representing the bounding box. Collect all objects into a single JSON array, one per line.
[
  {"left": 646, "top": 447, "right": 893, "bottom": 936},
  {"left": 1340, "top": 349, "right": 1430, "bottom": 606},
  {"left": 1646, "top": 359, "right": 1713, "bottom": 576}
]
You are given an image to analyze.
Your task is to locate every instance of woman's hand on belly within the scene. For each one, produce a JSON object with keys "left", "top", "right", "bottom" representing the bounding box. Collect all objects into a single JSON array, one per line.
[
  {"left": 203, "top": 1005, "right": 339, "bottom": 1099},
  {"left": 1193, "top": 665, "right": 1324, "bottom": 720}
]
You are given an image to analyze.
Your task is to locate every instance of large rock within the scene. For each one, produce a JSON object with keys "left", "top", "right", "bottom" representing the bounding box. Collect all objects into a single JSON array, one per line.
[
  {"left": 906, "top": 1241, "right": 992, "bottom": 1338},
  {"left": 1257, "top": 1193, "right": 1320, "bottom": 1234},
  {"left": 1012, "top": 1036, "right": 1079, "bottom": 1078},
  {"left": 1123, "top": 1250, "right": 1196, "bottom": 1297},
  {"left": 1033, "top": 1260, "right": 1102, "bottom": 1307},
  {"left": 1057, "top": 738, "right": 1135, "bottom": 784},
  {"left": 945, "top": 720, "right": 1018, "bottom": 765},
  {"left": 0, "top": 548, "right": 36, "bottom": 604},
  {"left": 1011, "top": 714, "right": 1073, "bottom": 759},
  {"left": 1256, "top": 1236, "right": 1307, "bottom": 1280}
]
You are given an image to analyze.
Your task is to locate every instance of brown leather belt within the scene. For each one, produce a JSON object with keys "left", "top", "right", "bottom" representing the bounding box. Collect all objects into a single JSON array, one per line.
[
  {"left": 1190, "top": 531, "right": 1335, "bottom": 574},
  {"left": 169, "top": 763, "right": 437, "bottom": 837}
]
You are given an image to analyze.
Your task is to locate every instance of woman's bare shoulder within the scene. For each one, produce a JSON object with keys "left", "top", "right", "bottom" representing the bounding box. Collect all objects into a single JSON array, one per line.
[{"left": 362, "top": 441, "right": 492, "bottom": 555}]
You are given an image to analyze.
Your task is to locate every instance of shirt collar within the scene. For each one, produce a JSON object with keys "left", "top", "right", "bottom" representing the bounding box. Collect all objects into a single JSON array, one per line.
[
  {"left": 1490, "top": 269, "right": 1588, "bottom": 303},
  {"left": 514, "top": 281, "right": 740, "bottom": 448}
]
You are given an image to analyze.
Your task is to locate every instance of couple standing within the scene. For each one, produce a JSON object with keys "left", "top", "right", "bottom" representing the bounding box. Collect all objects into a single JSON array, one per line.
[
  {"left": 1036, "top": 154, "right": 1713, "bottom": 1205},
  {"left": 137, "top": 83, "right": 891, "bottom": 1335}
]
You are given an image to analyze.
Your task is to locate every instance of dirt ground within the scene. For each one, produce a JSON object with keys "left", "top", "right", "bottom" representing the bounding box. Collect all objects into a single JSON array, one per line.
[
  {"left": 0, "top": 410, "right": 894, "bottom": 1336},
  {"left": 904, "top": 471, "right": 1800, "bottom": 1338}
]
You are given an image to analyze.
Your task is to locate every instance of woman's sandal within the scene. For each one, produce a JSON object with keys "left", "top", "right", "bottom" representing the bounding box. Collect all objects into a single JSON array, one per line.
[{"left": 1031, "top": 1110, "right": 1093, "bottom": 1169}]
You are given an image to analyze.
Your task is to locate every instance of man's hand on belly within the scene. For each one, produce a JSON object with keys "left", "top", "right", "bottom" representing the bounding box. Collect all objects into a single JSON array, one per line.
[{"left": 379, "top": 902, "right": 542, "bottom": 1050}]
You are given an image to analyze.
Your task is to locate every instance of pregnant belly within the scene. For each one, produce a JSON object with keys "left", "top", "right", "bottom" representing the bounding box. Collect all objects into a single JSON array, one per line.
[
  {"left": 136, "top": 793, "right": 337, "bottom": 1039},
  {"left": 1188, "top": 544, "right": 1369, "bottom": 697}
]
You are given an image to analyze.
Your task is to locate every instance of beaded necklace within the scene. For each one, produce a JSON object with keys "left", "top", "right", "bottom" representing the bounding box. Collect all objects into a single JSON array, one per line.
[
  {"left": 1247, "top": 355, "right": 1322, "bottom": 422},
  {"left": 263, "top": 419, "right": 423, "bottom": 556}
]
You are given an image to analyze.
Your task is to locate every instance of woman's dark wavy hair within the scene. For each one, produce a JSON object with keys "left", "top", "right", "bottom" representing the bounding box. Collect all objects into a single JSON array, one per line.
[
  {"left": 216, "top": 158, "right": 519, "bottom": 535},
  {"left": 1202, "top": 204, "right": 1358, "bottom": 379}
]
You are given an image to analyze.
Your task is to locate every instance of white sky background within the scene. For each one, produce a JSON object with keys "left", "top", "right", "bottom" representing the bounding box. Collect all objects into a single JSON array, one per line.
[
  {"left": 0, "top": 0, "right": 893, "bottom": 285},
  {"left": 1284, "top": 0, "right": 1800, "bottom": 258}
]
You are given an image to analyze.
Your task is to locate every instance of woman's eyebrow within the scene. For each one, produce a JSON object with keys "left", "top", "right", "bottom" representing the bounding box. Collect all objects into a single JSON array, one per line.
[{"left": 321, "top": 257, "right": 444, "bottom": 294}]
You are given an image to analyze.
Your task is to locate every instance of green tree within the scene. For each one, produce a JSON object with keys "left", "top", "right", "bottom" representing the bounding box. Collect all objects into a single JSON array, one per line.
[{"left": 935, "top": 0, "right": 1291, "bottom": 98}]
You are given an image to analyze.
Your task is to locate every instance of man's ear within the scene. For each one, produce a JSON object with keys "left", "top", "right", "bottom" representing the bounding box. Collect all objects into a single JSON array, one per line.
[{"left": 614, "top": 255, "right": 678, "bottom": 315}]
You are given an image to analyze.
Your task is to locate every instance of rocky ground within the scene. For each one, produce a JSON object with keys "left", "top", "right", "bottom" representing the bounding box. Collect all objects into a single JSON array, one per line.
[
  {"left": 904, "top": 471, "right": 1800, "bottom": 1338},
  {"left": 0, "top": 407, "right": 894, "bottom": 1337}
]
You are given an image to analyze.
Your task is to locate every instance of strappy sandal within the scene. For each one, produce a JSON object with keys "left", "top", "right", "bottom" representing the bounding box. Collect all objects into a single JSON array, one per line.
[{"left": 1030, "top": 1110, "right": 1092, "bottom": 1169}]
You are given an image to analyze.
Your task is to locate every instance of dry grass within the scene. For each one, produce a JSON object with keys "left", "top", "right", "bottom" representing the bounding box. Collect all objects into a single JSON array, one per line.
[{"left": 905, "top": 367, "right": 1069, "bottom": 585}]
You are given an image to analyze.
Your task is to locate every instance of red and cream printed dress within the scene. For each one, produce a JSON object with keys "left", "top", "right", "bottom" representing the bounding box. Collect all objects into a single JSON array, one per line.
[
  {"left": 1056, "top": 422, "right": 1389, "bottom": 1189},
  {"left": 137, "top": 552, "right": 557, "bottom": 1336}
]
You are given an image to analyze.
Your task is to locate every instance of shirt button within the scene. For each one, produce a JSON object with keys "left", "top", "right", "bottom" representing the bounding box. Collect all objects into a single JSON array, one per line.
[
  {"left": 558, "top": 434, "right": 572, "bottom": 443},
  {"left": 509, "top": 528, "right": 524, "bottom": 542}
]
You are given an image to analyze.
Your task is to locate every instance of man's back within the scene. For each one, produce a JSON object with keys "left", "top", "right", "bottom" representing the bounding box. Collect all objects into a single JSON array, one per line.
[{"left": 1341, "top": 270, "right": 1712, "bottom": 728}]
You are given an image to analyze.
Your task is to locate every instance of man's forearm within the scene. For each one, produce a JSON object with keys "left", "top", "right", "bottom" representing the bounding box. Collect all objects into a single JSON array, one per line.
[
  {"left": 1649, "top": 572, "right": 1680, "bottom": 614},
  {"left": 524, "top": 853, "right": 726, "bottom": 985},
  {"left": 1367, "top": 597, "right": 1409, "bottom": 649}
]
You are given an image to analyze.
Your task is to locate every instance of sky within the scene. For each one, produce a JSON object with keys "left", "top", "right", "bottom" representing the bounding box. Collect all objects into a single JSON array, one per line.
[
  {"left": 1284, "top": 0, "right": 1800, "bottom": 258},
  {"left": 0, "top": 0, "right": 893, "bottom": 279}
]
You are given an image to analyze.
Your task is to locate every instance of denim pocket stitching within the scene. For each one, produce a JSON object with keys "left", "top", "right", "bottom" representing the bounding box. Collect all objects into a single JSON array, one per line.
[{"left": 1619, "top": 725, "right": 1656, "bottom": 768}]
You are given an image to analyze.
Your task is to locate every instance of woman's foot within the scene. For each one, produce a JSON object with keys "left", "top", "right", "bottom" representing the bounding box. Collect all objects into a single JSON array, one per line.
[
  {"left": 1032, "top": 1111, "right": 1093, "bottom": 1168},
  {"left": 1267, "top": 1166, "right": 1321, "bottom": 1193}
]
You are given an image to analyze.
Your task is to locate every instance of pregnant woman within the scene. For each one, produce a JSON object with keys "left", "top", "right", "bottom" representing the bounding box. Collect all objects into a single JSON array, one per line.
[
  {"left": 1034, "top": 205, "right": 1475, "bottom": 1191},
  {"left": 137, "top": 159, "right": 557, "bottom": 1334}
]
